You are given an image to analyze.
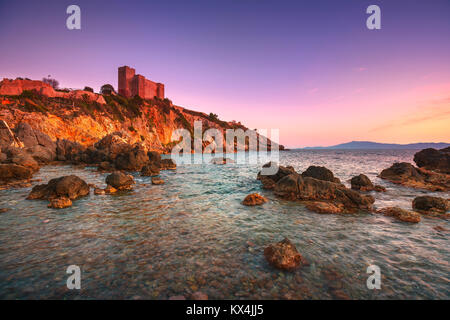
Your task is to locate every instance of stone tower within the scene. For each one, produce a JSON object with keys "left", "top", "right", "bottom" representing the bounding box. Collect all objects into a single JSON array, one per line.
[{"left": 118, "top": 66, "right": 164, "bottom": 99}]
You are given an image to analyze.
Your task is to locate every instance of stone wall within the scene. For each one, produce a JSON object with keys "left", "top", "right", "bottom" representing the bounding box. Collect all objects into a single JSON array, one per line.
[{"left": 118, "top": 66, "right": 164, "bottom": 100}]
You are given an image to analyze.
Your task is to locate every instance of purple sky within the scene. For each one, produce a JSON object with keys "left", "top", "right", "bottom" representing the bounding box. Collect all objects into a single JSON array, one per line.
[{"left": 1, "top": 0, "right": 449, "bottom": 147}]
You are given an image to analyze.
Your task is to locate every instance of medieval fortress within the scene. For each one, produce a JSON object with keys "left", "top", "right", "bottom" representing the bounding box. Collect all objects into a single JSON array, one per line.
[{"left": 118, "top": 66, "right": 164, "bottom": 100}]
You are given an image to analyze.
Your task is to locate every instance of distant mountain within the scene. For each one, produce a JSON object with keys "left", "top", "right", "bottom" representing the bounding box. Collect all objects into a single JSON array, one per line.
[{"left": 301, "top": 141, "right": 450, "bottom": 150}]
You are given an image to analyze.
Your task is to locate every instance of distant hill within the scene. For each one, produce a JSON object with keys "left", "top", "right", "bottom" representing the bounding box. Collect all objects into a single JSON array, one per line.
[{"left": 301, "top": 141, "right": 450, "bottom": 150}]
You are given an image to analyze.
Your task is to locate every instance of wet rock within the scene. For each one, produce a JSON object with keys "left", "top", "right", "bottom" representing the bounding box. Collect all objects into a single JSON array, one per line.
[
  {"left": 210, "top": 157, "right": 235, "bottom": 165},
  {"left": 160, "top": 158, "right": 176, "bottom": 170},
  {"left": 56, "top": 139, "right": 85, "bottom": 162},
  {"left": 147, "top": 151, "right": 162, "bottom": 163},
  {"left": 105, "top": 171, "right": 135, "bottom": 190},
  {"left": 151, "top": 177, "right": 165, "bottom": 185},
  {"left": 27, "top": 175, "right": 90, "bottom": 201},
  {"left": 377, "top": 207, "right": 421, "bottom": 223},
  {"left": 0, "top": 208, "right": 9, "bottom": 213},
  {"left": 6, "top": 147, "right": 40, "bottom": 172},
  {"left": 274, "top": 172, "right": 374, "bottom": 213},
  {"left": 94, "top": 188, "right": 106, "bottom": 195},
  {"left": 104, "top": 185, "right": 117, "bottom": 194},
  {"left": 242, "top": 193, "right": 268, "bottom": 206},
  {"left": 97, "top": 161, "right": 114, "bottom": 172},
  {"left": 94, "top": 132, "right": 131, "bottom": 161},
  {"left": 414, "top": 147, "right": 450, "bottom": 174},
  {"left": 302, "top": 166, "right": 341, "bottom": 184},
  {"left": 412, "top": 196, "right": 449, "bottom": 215},
  {"left": 351, "top": 174, "right": 374, "bottom": 191},
  {"left": 115, "top": 146, "right": 149, "bottom": 171},
  {"left": 433, "top": 226, "right": 448, "bottom": 232},
  {"left": 257, "top": 162, "right": 296, "bottom": 190},
  {"left": 305, "top": 201, "right": 344, "bottom": 214},
  {"left": 141, "top": 163, "right": 160, "bottom": 176},
  {"left": 374, "top": 185, "right": 386, "bottom": 192},
  {"left": 264, "top": 238, "right": 306, "bottom": 271},
  {"left": 48, "top": 197, "right": 72, "bottom": 209},
  {"left": 379, "top": 162, "right": 449, "bottom": 192},
  {"left": 168, "top": 295, "right": 186, "bottom": 300},
  {"left": 0, "top": 164, "right": 33, "bottom": 183},
  {"left": 190, "top": 292, "right": 208, "bottom": 300}
]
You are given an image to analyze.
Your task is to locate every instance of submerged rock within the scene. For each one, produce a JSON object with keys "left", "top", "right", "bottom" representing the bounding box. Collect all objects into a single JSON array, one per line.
[
  {"left": 301, "top": 166, "right": 341, "bottom": 184},
  {"left": 377, "top": 207, "right": 421, "bottom": 223},
  {"left": 412, "top": 196, "right": 449, "bottom": 215},
  {"left": 210, "top": 157, "right": 235, "bottom": 165},
  {"left": 305, "top": 201, "right": 344, "bottom": 214},
  {"left": 48, "top": 197, "right": 72, "bottom": 209},
  {"left": 379, "top": 162, "right": 449, "bottom": 192},
  {"left": 105, "top": 171, "right": 135, "bottom": 190},
  {"left": 264, "top": 238, "right": 306, "bottom": 271},
  {"left": 151, "top": 177, "right": 165, "bottom": 185},
  {"left": 414, "top": 147, "right": 450, "bottom": 174},
  {"left": 242, "top": 193, "right": 268, "bottom": 206}
]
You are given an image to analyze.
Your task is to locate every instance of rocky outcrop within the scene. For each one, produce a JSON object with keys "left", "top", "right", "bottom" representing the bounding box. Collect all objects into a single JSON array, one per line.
[
  {"left": 0, "top": 120, "right": 23, "bottom": 149},
  {"left": 257, "top": 163, "right": 374, "bottom": 213},
  {"left": 412, "top": 196, "right": 449, "bottom": 215},
  {"left": 105, "top": 171, "right": 135, "bottom": 190},
  {"left": 301, "top": 166, "right": 341, "bottom": 184},
  {"left": 264, "top": 238, "right": 307, "bottom": 271},
  {"left": 376, "top": 207, "right": 421, "bottom": 223},
  {"left": 351, "top": 174, "right": 385, "bottom": 192},
  {"left": 379, "top": 162, "right": 449, "bottom": 192},
  {"left": 242, "top": 193, "right": 268, "bottom": 206},
  {"left": 257, "top": 162, "right": 296, "bottom": 190},
  {"left": 27, "top": 175, "right": 90, "bottom": 201},
  {"left": 159, "top": 158, "right": 176, "bottom": 170},
  {"left": 115, "top": 146, "right": 149, "bottom": 171},
  {"left": 414, "top": 147, "right": 450, "bottom": 174},
  {"left": 48, "top": 197, "right": 72, "bottom": 209}
]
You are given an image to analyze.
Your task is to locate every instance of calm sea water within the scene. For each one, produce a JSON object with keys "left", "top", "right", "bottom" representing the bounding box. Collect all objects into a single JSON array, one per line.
[{"left": 0, "top": 149, "right": 449, "bottom": 299}]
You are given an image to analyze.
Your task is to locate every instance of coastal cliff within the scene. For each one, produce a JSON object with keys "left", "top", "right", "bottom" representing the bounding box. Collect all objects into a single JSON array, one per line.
[{"left": 0, "top": 78, "right": 283, "bottom": 153}]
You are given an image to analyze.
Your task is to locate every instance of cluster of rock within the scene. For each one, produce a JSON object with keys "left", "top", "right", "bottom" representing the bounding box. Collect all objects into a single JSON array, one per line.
[
  {"left": 1, "top": 124, "right": 176, "bottom": 188},
  {"left": 378, "top": 146, "right": 449, "bottom": 192},
  {"left": 350, "top": 174, "right": 386, "bottom": 192},
  {"left": 256, "top": 162, "right": 374, "bottom": 214}
]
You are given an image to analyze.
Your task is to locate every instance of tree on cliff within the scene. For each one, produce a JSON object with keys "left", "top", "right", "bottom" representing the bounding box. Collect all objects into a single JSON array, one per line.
[
  {"left": 100, "top": 84, "right": 116, "bottom": 95},
  {"left": 42, "top": 76, "right": 59, "bottom": 89}
]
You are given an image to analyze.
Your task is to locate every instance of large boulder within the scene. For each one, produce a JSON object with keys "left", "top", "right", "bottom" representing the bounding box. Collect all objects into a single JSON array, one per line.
[
  {"left": 0, "top": 164, "right": 33, "bottom": 183},
  {"left": 379, "top": 162, "right": 449, "bottom": 192},
  {"left": 264, "top": 238, "right": 307, "bottom": 271},
  {"left": 301, "top": 166, "right": 341, "bottom": 184},
  {"left": 94, "top": 132, "right": 132, "bottom": 161},
  {"left": 147, "top": 151, "right": 162, "bottom": 163},
  {"left": 115, "top": 146, "right": 149, "bottom": 171},
  {"left": 414, "top": 147, "right": 450, "bottom": 174},
  {"left": 105, "top": 171, "right": 135, "bottom": 190},
  {"left": 351, "top": 174, "right": 374, "bottom": 191},
  {"left": 412, "top": 196, "right": 449, "bottom": 215},
  {"left": 27, "top": 175, "right": 90, "bottom": 200},
  {"left": 5, "top": 147, "right": 40, "bottom": 172},
  {"left": 159, "top": 158, "right": 176, "bottom": 170},
  {"left": 14, "top": 123, "right": 56, "bottom": 158},
  {"left": 377, "top": 207, "right": 421, "bottom": 223},
  {"left": 56, "top": 139, "right": 85, "bottom": 162}
]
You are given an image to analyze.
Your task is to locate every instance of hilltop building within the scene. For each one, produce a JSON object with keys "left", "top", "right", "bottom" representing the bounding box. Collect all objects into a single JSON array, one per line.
[{"left": 118, "top": 66, "right": 164, "bottom": 100}]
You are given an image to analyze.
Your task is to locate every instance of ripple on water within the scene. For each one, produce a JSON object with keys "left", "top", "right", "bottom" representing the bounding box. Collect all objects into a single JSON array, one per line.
[{"left": 0, "top": 150, "right": 449, "bottom": 299}]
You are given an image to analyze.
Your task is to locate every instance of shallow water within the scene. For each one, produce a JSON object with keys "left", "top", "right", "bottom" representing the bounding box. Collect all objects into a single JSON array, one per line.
[{"left": 0, "top": 149, "right": 449, "bottom": 299}]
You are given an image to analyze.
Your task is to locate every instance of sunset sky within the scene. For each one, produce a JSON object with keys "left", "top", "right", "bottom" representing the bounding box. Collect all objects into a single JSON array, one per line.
[{"left": 0, "top": 0, "right": 449, "bottom": 148}]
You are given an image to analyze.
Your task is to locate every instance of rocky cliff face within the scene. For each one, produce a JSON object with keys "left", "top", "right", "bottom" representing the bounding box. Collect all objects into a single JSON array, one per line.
[{"left": 0, "top": 79, "right": 282, "bottom": 154}]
